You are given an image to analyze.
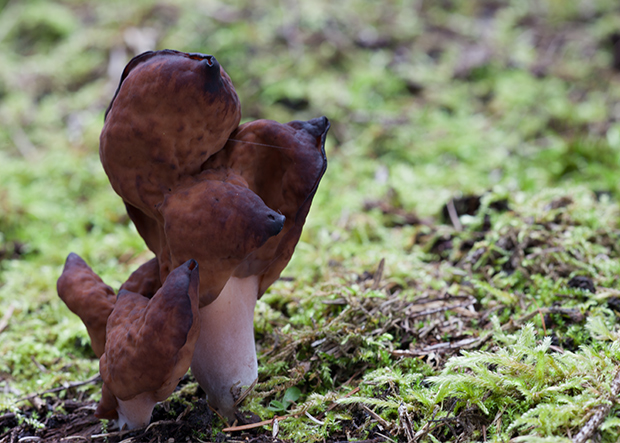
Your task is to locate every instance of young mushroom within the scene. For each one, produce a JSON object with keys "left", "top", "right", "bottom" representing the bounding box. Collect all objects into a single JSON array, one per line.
[
  {"left": 94, "top": 259, "right": 200, "bottom": 429},
  {"left": 194, "top": 117, "right": 329, "bottom": 417}
]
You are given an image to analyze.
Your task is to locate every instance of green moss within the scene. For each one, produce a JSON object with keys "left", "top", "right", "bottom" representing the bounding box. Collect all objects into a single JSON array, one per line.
[{"left": 4, "top": 0, "right": 620, "bottom": 441}]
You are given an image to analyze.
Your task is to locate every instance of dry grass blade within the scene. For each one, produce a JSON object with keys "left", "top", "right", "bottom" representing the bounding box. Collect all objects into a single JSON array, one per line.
[
  {"left": 91, "top": 428, "right": 138, "bottom": 440},
  {"left": 446, "top": 199, "right": 463, "bottom": 231},
  {"left": 0, "top": 305, "right": 15, "bottom": 334},
  {"left": 372, "top": 258, "right": 385, "bottom": 290},
  {"left": 233, "top": 377, "right": 258, "bottom": 407},
  {"left": 222, "top": 414, "right": 293, "bottom": 433}
]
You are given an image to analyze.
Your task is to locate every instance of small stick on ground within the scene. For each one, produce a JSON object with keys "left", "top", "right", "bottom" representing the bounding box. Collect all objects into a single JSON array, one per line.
[
  {"left": 222, "top": 414, "right": 293, "bottom": 433},
  {"left": 91, "top": 428, "right": 137, "bottom": 441},
  {"left": 572, "top": 368, "right": 620, "bottom": 443},
  {"left": 144, "top": 420, "right": 177, "bottom": 433},
  {"left": 372, "top": 258, "right": 385, "bottom": 290},
  {"left": 207, "top": 403, "right": 230, "bottom": 429},
  {"left": 359, "top": 404, "right": 390, "bottom": 429},
  {"left": 17, "top": 374, "right": 102, "bottom": 402}
]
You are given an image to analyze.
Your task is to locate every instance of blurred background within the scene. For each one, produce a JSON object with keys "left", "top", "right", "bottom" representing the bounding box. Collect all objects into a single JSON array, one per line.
[{"left": 2, "top": 0, "right": 620, "bottom": 439}]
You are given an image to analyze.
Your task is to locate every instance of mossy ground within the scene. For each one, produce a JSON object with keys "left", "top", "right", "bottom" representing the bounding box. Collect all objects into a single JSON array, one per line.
[{"left": 2, "top": 0, "right": 620, "bottom": 442}]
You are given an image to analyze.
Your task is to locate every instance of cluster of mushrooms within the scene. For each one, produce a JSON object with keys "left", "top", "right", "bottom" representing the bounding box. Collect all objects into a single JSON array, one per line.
[{"left": 57, "top": 49, "right": 329, "bottom": 430}]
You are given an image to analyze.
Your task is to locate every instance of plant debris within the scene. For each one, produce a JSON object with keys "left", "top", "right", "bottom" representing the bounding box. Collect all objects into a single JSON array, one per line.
[{"left": 3, "top": 0, "right": 620, "bottom": 442}]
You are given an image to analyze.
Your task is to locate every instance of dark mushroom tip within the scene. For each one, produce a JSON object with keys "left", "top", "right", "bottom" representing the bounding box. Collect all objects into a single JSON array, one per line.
[
  {"left": 267, "top": 212, "right": 286, "bottom": 237},
  {"left": 104, "top": 49, "right": 223, "bottom": 120},
  {"left": 62, "top": 252, "right": 87, "bottom": 269},
  {"left": 57, "top": 252, "right": 116, "bottom": 358},
  {"left": 291, "top": 116, "right": 330, "bottom": 139}
]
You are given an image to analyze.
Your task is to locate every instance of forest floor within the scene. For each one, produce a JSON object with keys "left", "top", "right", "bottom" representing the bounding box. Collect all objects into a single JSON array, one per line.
[{"left": 3, "top": 1, "right": 620, "bottom": 442}]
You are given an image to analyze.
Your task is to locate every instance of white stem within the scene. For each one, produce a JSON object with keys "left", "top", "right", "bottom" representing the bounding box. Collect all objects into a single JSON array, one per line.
[
  {"left": 116, "top": 393, "right": 157, "bottom": 430},
  {"left": 191, "top": 276, "right": 258, "bottom": 420}
]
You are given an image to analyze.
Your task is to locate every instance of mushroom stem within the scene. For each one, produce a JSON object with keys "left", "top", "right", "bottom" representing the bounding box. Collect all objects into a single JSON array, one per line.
[
  {"left": 116, "top": 392, "right": 157, "bottom": 430},
  {"left": 191, "top": 275, "right": 259, "bottom": 419}
]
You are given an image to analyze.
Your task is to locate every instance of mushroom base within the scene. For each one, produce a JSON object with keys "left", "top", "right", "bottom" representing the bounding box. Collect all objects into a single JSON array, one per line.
[
  {"left": 116, "top": 392, "right": 157, "bottom": 430},
  {"left": 191, "top": 275, "right": 259, "bottom": 420}
]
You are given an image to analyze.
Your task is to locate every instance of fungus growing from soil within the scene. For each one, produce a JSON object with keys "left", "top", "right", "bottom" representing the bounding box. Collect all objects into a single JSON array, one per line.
[
  {"left": 94, "top": 259, "right": 200, "bottom": 430},
  {"left": 58, "top": 49, "right": 328, "bottom": 427},
  {"left": 190, "top": 116, "right": 329, "bottom": 417},
  {"left": 58, "top": 256, "right": 200, "bottom": 429}
]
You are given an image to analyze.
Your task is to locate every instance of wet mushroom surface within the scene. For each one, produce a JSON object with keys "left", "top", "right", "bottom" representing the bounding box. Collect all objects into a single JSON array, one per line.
[
  {"left": 5, "top": 3, "right": 620, "bottom": 442},
  {"left": 57, "top": 49, "right": 329, "bottom": 428}
]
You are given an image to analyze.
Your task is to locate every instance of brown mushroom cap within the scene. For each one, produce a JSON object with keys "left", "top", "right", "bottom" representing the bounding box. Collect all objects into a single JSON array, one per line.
[
  {"left": 116, "top": 173, "right": 285, "bottom": 307},
  {"left": 203, "top": 117, "right": 329, "bottom": 295},
  {"left": 98, "top": 259, "right": 200, "bottom": 405},
  {"left": 119, "top": 257, "right": 161, "bottom": 299},
  {"left": 157, "top": 174, "right": 285, "bottom": 305},
  {"left": 188, "top": 117, "right": 328, "bottom": 420},
  {"left": 57, "top": 253, "right": 115, "bottom": 358},
  {"left": 100, "top": 50, "right": 241, "bottom": 217},
  {"left": 99, "top": 50, "right": 328, "bottom": 312}
]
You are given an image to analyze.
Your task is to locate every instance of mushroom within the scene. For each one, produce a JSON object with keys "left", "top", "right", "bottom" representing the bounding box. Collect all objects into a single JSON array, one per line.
[
  {"left": 57, "top": 253, "right": 115, "bottom": 358},
  {"left": 97, "top": 49, "right": 329, "bottom": 419},
  {"left": 94, "top": 259, "right": 200, "bottom": 429},
  {"left": 156, "top": 173, "right": 286, "bottom": 303},
  {"left": 193, "top": 117, "right": 329, "bottom": 417},
  {"left": 119, "top": 257, "right": 161, "bottom": 298}
]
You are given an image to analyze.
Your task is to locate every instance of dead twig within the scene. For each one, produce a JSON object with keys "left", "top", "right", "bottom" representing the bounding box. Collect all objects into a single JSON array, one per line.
[
  {"left": 372, "top": 258, "right": 385, "bottom": 291},
  {"left": 233, "top": 377, "right": 257, "bottom": 407},
  {"left": 408, "top": 298, "right": 476, "bottom": 319},
  {"left": 572, "top": 368, "right": 620, "bottom": 443},
  {"left": 175, "top": 404, "right": 192, "bottom": 422},
  {"left": 207, "top": 403, "right": 230, "bottom": 429},
  {"left": 91, "top": 428, "right": 136, "bottom": 441},
  {"left": 304, "top": 411, "right": 324, "bottom": 425},
  {"left": 398, "top": 403, "right": 414, "bottom": 443},
  {"left": 16, "top": 374, "right": 101, "bottom": 402},
  {"left": 395, "top": 336, "right": 482, "bottom": 357},
  {"left": 144, "top": 419, "right": 177, "bottom": 433},
  {"left": 91, "top": 418, "right": 183, "bottom": 442},
  {"left": 359, "top": 404, "right": 390, "bottom": 430},
  {"left": 525, "top": 246, "right": 563, "bottom": 260},
  {"left": 222, "top": 414, "right": 293, "bottom": 433}
]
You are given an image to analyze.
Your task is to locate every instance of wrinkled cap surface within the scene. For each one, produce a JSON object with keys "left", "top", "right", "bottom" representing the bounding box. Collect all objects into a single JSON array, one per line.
[
  {"left": 98, "top": 259, "right": 200, "bottom": 403},
  {"left": 100, "top": 50, "right": 241, "bottom": 217},
  {"left": 203, "top": 117, "right": 329, "bottom": 296},
  {"left": 157, "top": 174, "right": 285, "bottom": 304},
  {"left": 99, "top": 49, "right": 329, "bottom": 308}
]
